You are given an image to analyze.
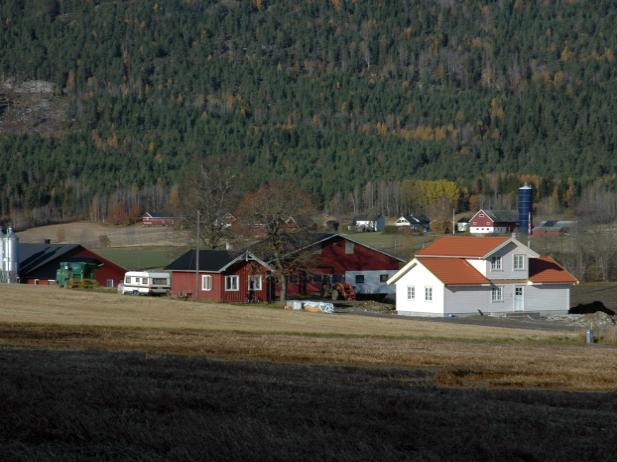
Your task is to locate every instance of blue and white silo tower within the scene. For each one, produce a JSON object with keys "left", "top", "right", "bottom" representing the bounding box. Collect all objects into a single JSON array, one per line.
[{"left": 518, "top": 184, "right": 533, "bottom": 234}]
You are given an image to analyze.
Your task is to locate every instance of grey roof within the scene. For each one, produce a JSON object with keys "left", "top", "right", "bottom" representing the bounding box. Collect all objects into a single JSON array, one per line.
[
  {"left": 483, "top": 209, "right": 519, "bottom": 223},
  {"left": 19, "top": 243, "right": 83, "bottom": 275},
  {"left": 404, "top": 214, "right": 430, "bottom": 224},
  {"left": 165, "top": 250, "right": 236, "bottom": 272}
]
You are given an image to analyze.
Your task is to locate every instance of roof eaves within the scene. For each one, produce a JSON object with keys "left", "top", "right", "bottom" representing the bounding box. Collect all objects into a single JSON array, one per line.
[{"left": 386, "top": 258, "right": 418, "bottom": 285}]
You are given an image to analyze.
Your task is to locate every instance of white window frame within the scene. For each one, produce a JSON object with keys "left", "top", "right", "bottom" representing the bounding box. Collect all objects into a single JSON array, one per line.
[
  {"left": 106, "top": 279, "right": 114, "bottom": 288},
  {"left": 513, "top": 254, "right": 525, "bottom": 271},
  {"left": 225, "top": 275, "right": 239, "bottom": 292},
  {"left": 424, "top": 286, "right": 432, "bottom": 302},
  {"left": 407, "top": 286, "right": 415, "bottom": 301},
  {"left": 248, "top": 274, "right": 262, "bottom": 291},
  {"left": 345, "top": 241, "right": 355, "bottom": 254},
  {"left": 490, "top": 256, "right": 502, "bottom": 271},
  {"left": 202, "top": 275, "right": 213, "bottom": 291},
  {"left": 491, "top": 286, "right": 504, "bottom": 303}
]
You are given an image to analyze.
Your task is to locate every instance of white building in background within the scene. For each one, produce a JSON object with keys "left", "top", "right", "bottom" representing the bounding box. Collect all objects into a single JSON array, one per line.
[{"left": 387, "top": 236, "right": 577, "bottom": 317}]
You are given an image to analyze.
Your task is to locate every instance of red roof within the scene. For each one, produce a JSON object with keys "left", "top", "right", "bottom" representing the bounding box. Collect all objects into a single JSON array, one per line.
[
  {"left": 416, "top": 236, "right": 509, "bottom": 258},
  {"left": 418, "top": 257, "right": 490, "bottom": 285},
  {"left": 529, "top": 256, "right": 578, "bottom": 284}
]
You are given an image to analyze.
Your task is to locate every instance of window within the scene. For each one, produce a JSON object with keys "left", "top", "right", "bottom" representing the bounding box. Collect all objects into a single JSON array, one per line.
[
  {"left": 248, "top": 275, "right": 262, "bottom": 291},
  {"left": 380, "top": 274, "right": 389, "bottom": 283},
  {"left": 514, "top": 254, "right": 525, "bottom": 270},
  {"left": 202, "top": 275, "right": 212, "bottom": 291},
  {"left": 106, "top": 279, "right": 114, "bottom": 288},
  {"left": 355, "top": 274, "right": 365, "bottom": 284},
  {"left": 225, "top": 275, "right": 239, "bottom": 291},
  {"left": 345, "top": 241, "right": 355, "bottom": 254},
  {"left": 407, "top": 286, "right": 415, "bottom": 300},
  {"left": 491, "top": 286, "right": 504, "bottom": 302},
  {"left": 490, "top": 256, "right": 502, "bottom": 271},
  {"left": 124, "top": 276, "right": 131, "bottom": 284},
  {"left": 134, "top": 277, "right": 141, "bottom": 284},
  {"left": 424, "top": 286, "right": 432, "bottom": 301},
  {"left": 153, "top": 278, "right": 168, "bottom": 285}
]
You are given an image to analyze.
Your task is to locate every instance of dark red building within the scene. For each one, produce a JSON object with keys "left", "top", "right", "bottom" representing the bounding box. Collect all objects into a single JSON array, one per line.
[
  {"left": 18, "top": 243, "right": 126, "bottom": 287},
  {"left": 278, "top": 234, "right": 404, "bottom": 297},
  {"left": 165, "top": 234, "right": 404, "bottom": 302},
  {"left": 165, "top": 250, "right": 271, "bottom": 302},
  {"left": 469, "top": 209, "right": 518, "bottom": 234},
  {"left": 142, "top": 211, "right": 179, "bottom": 226}
]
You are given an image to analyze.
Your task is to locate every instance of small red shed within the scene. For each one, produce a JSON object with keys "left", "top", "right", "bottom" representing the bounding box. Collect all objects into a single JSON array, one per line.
[
  {"left": 142, "top": 211, "right": 179, "bottom": 226},
  {"left": 18, "top": 243, "right": 126, "bottom": 287},
  {"left": 165, "top": 250, "right": 271, "bottom": 302}
]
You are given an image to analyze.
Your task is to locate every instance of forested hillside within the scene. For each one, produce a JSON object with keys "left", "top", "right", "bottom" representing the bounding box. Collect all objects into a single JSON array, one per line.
[{"left": 2, "top": 0, "right": 617, "bottom": 224}]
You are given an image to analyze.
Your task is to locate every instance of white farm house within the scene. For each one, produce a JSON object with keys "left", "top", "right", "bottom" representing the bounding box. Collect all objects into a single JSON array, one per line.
[{"left": 387, "top": 236, "right": 578, "bottom": 317}]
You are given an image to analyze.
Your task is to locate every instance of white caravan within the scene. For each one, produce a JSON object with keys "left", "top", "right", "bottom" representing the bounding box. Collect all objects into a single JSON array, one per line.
[{"left": 120, "top": 271, "right": 171, "bottom": 295}]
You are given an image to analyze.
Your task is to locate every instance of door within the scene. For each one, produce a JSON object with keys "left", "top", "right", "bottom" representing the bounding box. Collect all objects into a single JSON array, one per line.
[{"left": 514, "top": 286, "right": 524, "bottom": 311}]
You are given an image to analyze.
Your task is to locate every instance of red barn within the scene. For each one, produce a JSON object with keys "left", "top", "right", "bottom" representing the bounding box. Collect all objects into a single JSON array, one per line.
[
  {"left": 469, "top": 209, "right": 518, "bottom": 234},
  {"left": 165, "top": 250, "right": 271, "bottom": 302},
  {"left": 18, "top": 243, "right": 126, "bottom": 287},
  {"left": 142, "top": 211, "right": 179, "bottom": 226},
  {"left": 253, "top": 234, "right": 405, "bottom": 297}
]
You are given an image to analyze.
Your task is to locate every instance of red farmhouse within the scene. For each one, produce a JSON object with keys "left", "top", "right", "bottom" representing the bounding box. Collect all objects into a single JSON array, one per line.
[
  {"left": 278, "top": 234, "right": 405, "bottom": 297},
  {"left": 142, "top": 211, "right": 179, "bottom": 226},
  {"left": 165, "top": 250, "right": 271, "bottom": 302},
  {"left": 469, "top": 209, "right": 518, "bottom": 234},
  {"left": 19, "top": 243, "right": 126, "bottom": 287}
]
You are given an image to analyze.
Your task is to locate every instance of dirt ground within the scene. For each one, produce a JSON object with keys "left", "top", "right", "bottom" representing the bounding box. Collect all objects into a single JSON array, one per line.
[{"left": 1, "top": 285, "right": 616, "bottom": 390}]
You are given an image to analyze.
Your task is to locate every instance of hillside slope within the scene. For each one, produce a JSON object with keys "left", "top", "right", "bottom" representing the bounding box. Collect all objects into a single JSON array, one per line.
[{"left": 2, "top": 0, "right": 617, "bottom": 217}]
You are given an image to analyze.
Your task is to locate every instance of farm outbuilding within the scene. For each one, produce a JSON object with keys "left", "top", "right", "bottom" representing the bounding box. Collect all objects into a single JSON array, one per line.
[
  {"left": 142, "top": 211, "right": 179, "bottom": 226},
  {"left": 18, "top": 243, "right": 126, "bottom": 287},
  {"left": 253, "top": 233, "right": 405, "bottom": 298},
  {"left": 469, "top": 209, "right": 518, "bottom": 234},
  {"left": 165, "top": 250, "right": 272, "bottom": 302}
]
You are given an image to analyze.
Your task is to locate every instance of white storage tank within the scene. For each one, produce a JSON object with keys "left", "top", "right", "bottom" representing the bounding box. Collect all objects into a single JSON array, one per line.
[
  {"left": 0, "top": 227, "right": 5, "bottom": 272},
  {"left": 5, "top": 227, "right": 19, "bottom": 273},
  {"left": 0, "top": 226, "right": 19, "bottom": 283}
]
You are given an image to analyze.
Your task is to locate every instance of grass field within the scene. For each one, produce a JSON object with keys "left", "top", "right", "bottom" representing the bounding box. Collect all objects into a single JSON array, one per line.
[
  {"left": 1, "top": 285, "right": 616, "bottom": 391},
  {"left": 2, "top": 285, "right": 617, "bottom": 459},
  {"left": 342, "top": 231, "right": 434, "bottom": 259},
  {"left": 2, "top": 347, "right": 616, "bottom": 461}
]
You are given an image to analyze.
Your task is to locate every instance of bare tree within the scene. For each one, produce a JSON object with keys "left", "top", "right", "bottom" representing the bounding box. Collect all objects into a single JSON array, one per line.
[
  {"left": 179, "top": 155, "right": 243, "bottom": 249},
  {"left": 236, "top": 181, "right": 316, "bottom": 302}
]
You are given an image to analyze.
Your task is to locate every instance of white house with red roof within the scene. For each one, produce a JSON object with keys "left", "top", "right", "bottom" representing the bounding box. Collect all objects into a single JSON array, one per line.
[{"left": 387, "top": 236, "right": 577, "bottom": 316}]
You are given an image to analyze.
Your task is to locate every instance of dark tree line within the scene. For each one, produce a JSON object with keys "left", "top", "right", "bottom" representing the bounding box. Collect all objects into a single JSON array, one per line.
[{"left": 2, "top": 1, "right": 617, "bottom": 224}]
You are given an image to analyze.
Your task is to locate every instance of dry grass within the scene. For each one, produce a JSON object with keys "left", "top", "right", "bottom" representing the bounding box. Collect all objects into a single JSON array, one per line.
[
  {"left": 1, "top": 286, "right": 615, "bottom": 391},
  {"left": 17, "top": 221, "right": 189, "bottom": 248},
  {"left": 0, "top": 285, "right": 574, "bottom": 340}
]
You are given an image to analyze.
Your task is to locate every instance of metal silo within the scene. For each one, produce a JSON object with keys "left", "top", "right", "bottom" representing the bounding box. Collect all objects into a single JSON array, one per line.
[
  {"left": 0, "top": 227, "right": 5, "bottom": 281},
  {"left": 2, "top": 227, "right": 19, "bottom": 282},
  {"left": 518, "top": 185, "right": 533, "bottom": 235}
]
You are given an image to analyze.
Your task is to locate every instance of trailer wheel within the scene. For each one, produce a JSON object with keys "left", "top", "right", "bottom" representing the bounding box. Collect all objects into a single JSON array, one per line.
[{"left": 132, "top": 290, "right": 139, "bottom": 296}]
